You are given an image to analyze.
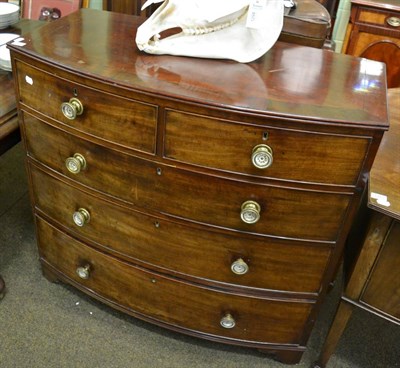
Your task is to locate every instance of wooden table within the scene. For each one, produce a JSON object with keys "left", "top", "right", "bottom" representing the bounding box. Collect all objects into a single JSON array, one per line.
[
  {"left": 315, "top": 87, "right": 400, "bottom": 367},
  {"left": 0, "top": 19, "right": 42, "bottom": 155},
  {"left": 0, "top": 19, "right": 42, "bottom": 298}
]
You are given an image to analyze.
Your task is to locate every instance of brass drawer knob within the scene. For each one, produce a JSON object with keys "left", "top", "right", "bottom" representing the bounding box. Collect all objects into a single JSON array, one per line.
[
  {"left": 220, "top": 313, "right": 236, "bottom": 329},
  {"left": 240, "top": 200, "right": 261, "bottom": 224},
  {"left": 73, "top": 208, "right": 90, "bottom": 227},
  {"left": 387, "top": 16, "right": 400, "bottom": 27},
  {"left": 65, "top": 153, "right": 86, "bottom": 174},
  {"left": 231, "top": 258, "right": 249, "bottom": 275},
  {"left": 76, "top": 264, "right": 91, "bottom": 280},
  {"left": 61, "top": 97, "right": 84, "bottom": 120},
  {"left": 251, "top": 144, "right": 273, "bottom": 169}
]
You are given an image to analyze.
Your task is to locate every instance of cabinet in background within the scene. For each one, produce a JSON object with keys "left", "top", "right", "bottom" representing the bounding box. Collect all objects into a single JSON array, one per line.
[{"left": 346, "top": 0, "right": 400, "bottom": 87}]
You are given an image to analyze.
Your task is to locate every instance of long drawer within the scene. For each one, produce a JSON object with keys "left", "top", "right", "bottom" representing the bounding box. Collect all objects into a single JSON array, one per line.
[
  {"left": 37, "top": 216, "right": 314, "bottom": 345},
  {"left": 23, "top": 113, "right": 352, "bottom": 241},
  {"left": 164, "top": 110, "right": 370, "bottom": 186},
  {"left": 30, "top": 164, "right": 331, "bottom": 294},
  {"left": 15, "top": 60, "right": 158, "bottom": 154}
]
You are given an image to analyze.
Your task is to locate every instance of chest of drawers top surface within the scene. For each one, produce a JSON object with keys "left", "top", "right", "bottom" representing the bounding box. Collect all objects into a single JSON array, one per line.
[{"left": 8, "top": 8, "right": 388, "bottom": 128}]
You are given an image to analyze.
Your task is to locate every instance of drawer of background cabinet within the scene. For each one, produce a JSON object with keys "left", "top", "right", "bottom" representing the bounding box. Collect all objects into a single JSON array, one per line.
[
  {"left": 30, "top": 165, "right": 331, "bottom": 294},
  {"left": 37, "top": 216, "right": 314, "bottom": 345},
  {"left": 15, "top": 60, "right": 157, "bottom": 153},
  {"left": 164, "top": 110, "right": 370, "bottom": 186},
  {"left": 357, "top": 8, "right": 400, "bottom": 35},
  {"left": 24, "top": 114, "right": 352, "bottom": 241}
]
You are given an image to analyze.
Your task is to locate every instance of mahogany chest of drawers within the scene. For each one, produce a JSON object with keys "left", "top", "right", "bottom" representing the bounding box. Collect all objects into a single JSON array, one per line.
[{"left": 9, "top": 9, "right": 388, "bottom": 364}]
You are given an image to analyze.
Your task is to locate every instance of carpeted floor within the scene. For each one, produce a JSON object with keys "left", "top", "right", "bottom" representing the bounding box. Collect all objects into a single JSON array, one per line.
[{"left": 1, "top": 143, "right": 399, "bottom": 368}]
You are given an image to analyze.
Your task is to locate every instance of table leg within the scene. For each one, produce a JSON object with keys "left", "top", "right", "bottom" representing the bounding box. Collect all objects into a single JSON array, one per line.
[
  {"left": 0, "top": 275, "right": 5, "bottom": 299},
  {"left": 314, "top": 300, "right": 354, "bottom": 367}
]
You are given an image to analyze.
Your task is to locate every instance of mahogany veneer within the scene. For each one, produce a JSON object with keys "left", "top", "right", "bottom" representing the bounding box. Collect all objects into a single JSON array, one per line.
[
  {"left": 9, "top": 9, "right": 389, "bottom": 364},
  {"left": 346, "top": 0, "right": 400, "bottom": 88}
]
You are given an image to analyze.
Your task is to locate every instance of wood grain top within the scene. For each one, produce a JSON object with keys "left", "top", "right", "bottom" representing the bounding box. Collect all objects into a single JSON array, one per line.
[
  {"left": 369, "top": 88, "right": 400, "bottom": 220},
  {"left": 8, "top": 9, "right": 389, "bottom": 128}
]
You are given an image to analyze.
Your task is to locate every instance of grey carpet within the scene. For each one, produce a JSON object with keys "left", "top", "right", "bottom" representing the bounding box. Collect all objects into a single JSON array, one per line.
[{"left": 1, "top": 143, "right": 399, "bottom": 368}]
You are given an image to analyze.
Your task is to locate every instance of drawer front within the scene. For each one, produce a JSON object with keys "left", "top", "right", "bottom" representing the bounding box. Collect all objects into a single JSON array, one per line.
[
  {"left": 164, "top": 110, "right": 369, "bottom": 185},
  {"left": 15, "top": 61, "right": 157, "bottom": 153},
  {"left": 37, "top": 217, "right": 313, "bottom": 345},
  {"left": 358, "top": 8, "right": 400, "bottom": 34},
  {"left": 360, "top": 220, "right": 400, "bottom": 321},
  {"left": 24, "top": 114, "right": 352, "bottom": 241},
  {"left": 30, "top": 165, "right": 331, "bottom": 293}
]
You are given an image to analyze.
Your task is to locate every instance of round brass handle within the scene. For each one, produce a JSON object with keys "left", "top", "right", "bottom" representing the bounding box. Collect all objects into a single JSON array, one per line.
[
  {"left": 240, "top": 200, "right": 261, "bottom": 224},
  {"left": 65, "top": 153, "right": 86, "bottom": 174},
  {"left": 387, "top": 16, "right": 400, "bottom": 27},
  {"left": 251, "top": 144, "right": 273, "bottom": 169},
  {"left": 231, "top": 258, "right": 249, "bottom": 275},
  {"left": 61, "top": 97, "right": 84, "bottom": 120},
  {"left": 73, "top": 208, "right": 91, "bottom": 227},
  {"left": 76, "top": 264, "right": 91, "bottom": 280},
  {"left": 220, "top": 313, "right": 236, "bottom": 329}
]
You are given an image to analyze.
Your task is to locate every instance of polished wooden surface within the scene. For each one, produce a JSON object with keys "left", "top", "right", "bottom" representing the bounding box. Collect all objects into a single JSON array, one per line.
[
  {"left": 37, "top": 217, "right": 314, "bottom": 345},
  {"left": 164, "top": 110, "right": 370, "bottom": 185},
  {"left": 16, "top": 60, "right": 158, "bottom": 153},
  {"left": 30, "top": 165, "right": 331, "bottom": 295},
  {"left": 0, "top": 19, "right": 42, "bottom": 155},
  {"left": 369, "top": 88, "right": 400, "bottom": 219},
  {"left": 9, "top": 10, "right": 389, "bottom": 364},
  {"left": 10, "top": 9, "right": 388, "bottom": 127},
  {"left": 351, "top": 0, "right": 400, "bottom": 11},
  {"left": 316, "top": 88, "right": 400, "bottom": 368},
  {"left": 23, "top": 114, "right": 351, "bottom": 242}
]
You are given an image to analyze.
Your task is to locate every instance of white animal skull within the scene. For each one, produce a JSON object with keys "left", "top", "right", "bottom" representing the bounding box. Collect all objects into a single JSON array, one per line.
[{"left": 136, "top": 0, "right": 285, "bottom": 63}]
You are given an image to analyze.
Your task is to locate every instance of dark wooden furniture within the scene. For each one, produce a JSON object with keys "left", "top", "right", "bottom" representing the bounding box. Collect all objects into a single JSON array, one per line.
[
  {"left": 0, "top": 70, "right": 18, "bottom": 156},
  {"left": 9, "top": 9, "right": 388, "bottom": 364},
  {"left": 345, "top": 0, "right": 400, "bottom": 88},
  {"left": 0, "top": 275, "right": 4, "bottom": 299},
  {"left": 0, "top": 20, "right": 42, "bottom": 155},
  {"left": 102, "top": 0, "right": 157, "bottom": 17},
  {"left": 280, "top": 0, "right": 332, "bottom": 49},
  {"left": 0, "top": 19, "right": 42, "bottom": 299},
  {"left": 315, "top": 87, "right": 400, "bottom": 368}
]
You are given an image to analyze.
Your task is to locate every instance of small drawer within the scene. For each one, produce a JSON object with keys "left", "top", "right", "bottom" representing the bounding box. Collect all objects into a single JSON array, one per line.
[
  {"left": 358, "top": 8, "right": 400, "bottom": 32},
  {"left": 24, "top": 114, "right": 352, "bottom": 241},
  {"left": 37, "top": 216, "right": 314, "bottom": 345},
  {"left": 15, "top": 61, "right": 157, "bottom": 154},
  {"left": 164, "top": 110, "right": 369, "bottom": 186},
  {"left": 30, "top": 165, "right": 331, "bottom": 294}
]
